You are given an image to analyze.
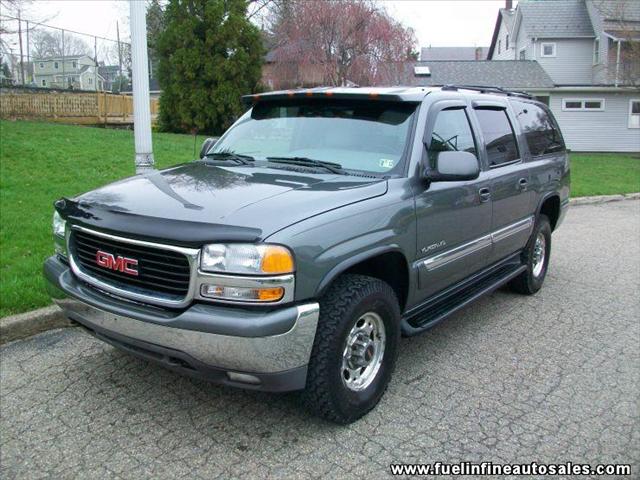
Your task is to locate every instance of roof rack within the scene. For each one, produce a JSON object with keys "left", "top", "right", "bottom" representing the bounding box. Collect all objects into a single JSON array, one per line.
[{"left": 441, "top": 84, "right": 532, "bottom": 99}]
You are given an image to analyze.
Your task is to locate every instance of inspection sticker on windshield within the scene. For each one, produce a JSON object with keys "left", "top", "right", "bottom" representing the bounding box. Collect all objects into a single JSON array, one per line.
[{"left": 379, "top": 159, "right": 394, "bottom": 169}]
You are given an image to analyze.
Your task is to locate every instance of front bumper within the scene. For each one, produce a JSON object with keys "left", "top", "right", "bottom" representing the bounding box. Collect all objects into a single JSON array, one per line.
[{"left": 44, "top": 256, "right": 319, "bottom": 392}]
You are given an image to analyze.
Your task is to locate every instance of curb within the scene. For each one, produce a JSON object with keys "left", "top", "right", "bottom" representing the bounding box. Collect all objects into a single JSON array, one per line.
[
  {"left": 569, "top": 192, "right": 640, "bottom": 206},
  {"left": 1, "top": 193, "right": 639, "bottom": 345},
  {"left": 0, "top": 305, "right": 72, "bottom": 345}
]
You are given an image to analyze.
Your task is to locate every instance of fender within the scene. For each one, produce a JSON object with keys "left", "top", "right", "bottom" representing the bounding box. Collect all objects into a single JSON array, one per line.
[
  {"left": 535, "top": 191, "right": 561, "bottom": 219},
  {"left": 314, "top": 245, "right": 407, "bottom": 297}
]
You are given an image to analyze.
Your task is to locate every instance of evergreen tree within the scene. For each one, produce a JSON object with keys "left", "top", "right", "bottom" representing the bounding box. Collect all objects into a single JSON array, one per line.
[
  {"left": 146, "top": 0, "right": 165, "bottom": 79},
  {"left": 157, "top": 0, "right": 264, "bottom": 134}
]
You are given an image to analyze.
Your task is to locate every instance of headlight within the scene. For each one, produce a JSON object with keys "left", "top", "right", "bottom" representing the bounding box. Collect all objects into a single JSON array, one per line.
[
  {"left": 52, "top": 211, "right": 67, "bottom": 258},
  {"left": 200, "top": 244, "right": 294, "bottom": 275},
  {"left": 53, "top": 211, "right": 66, "bottom": 237}
]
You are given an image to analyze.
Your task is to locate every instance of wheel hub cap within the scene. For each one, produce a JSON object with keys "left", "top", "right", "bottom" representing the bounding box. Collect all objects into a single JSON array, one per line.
[
  {"left": 532, "top": 232, "right": 546, "bottom": 278},
  {"left": 341, "top": 312, "right": 386, "bottom": 391}
]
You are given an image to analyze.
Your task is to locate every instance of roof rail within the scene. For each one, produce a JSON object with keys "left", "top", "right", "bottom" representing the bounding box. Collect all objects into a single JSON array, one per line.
[{"left": 441, "top": 84, "right": 532, "bottom": 99}]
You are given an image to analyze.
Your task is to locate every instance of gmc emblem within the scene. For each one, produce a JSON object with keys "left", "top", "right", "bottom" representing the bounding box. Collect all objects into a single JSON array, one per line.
[{"left": 95, "top": 250, "right": 139, "bottom": 276}]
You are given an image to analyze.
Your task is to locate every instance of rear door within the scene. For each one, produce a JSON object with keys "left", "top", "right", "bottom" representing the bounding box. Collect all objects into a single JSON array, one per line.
[
  {"left": 471, "top": 102, "right": 534, "bottom": 263},
  {"left": 510, "top": 99, "right": 567, "bottom": 219}
]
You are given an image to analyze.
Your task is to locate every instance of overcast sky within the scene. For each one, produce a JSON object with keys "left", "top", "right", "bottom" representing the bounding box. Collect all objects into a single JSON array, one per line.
[{"left": 15, "top": 0, "right": 513, "bottom": 50}]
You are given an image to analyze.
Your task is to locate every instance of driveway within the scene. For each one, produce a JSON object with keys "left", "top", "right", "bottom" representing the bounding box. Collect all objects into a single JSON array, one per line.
[{"left": 1, "top": 201, "right": 639, "bottom": 479}]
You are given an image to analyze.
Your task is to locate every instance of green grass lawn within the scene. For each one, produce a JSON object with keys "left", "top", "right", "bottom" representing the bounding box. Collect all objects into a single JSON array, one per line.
[
  {"left": 569, "top": 153, "right": 640, "bottom": 197},
  {"left": 1, "top": 119, "right": 639, "bottom": 316},
  {"left": 0, "top": 120, "right": 207, "bottom": 317}
]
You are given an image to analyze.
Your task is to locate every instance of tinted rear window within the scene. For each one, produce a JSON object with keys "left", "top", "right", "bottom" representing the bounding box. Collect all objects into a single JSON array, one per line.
[
  {"left": 474, "top": 108, "right": 519, "bottom": 167},
  {"left": 511, "top": 100, "right": 565, "bottom": 156}
]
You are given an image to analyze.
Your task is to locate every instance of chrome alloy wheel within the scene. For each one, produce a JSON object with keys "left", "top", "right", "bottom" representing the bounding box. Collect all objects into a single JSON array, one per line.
[
  {"left": 532, "top": 232, "right": 546, "bottom": 278},
  {"left": 341, "top": 311, "right": 386, "bottom": 392}
]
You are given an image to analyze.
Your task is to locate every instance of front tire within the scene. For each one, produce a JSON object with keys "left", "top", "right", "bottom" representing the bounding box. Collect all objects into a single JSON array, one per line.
[
  {"left": 509, "top": 214, "right": 552, "bottom": 295},
  {"left": 303, "top": 274, "right": 401, "bottom": 424}
]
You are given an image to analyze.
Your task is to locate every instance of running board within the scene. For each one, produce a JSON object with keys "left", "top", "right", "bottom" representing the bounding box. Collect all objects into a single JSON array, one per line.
[{"left": 401, "top": 253, "right": 526, "bottom": 336}]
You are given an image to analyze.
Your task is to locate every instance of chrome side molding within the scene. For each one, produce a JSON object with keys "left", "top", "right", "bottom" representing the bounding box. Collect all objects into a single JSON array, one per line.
[
  {"left": 416, "top": 215, "right": 534, "bottom": 272},
  {"left": 422, "top": 235, "right": 492, "bottom": 272},
  {"left": 491, "top": 217, "right": 533, "bottom": 244}
]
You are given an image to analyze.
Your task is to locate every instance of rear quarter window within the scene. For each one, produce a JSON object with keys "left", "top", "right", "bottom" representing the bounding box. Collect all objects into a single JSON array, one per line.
[{"left": 511, "top": 100, "right": 565, "bottom": 156}]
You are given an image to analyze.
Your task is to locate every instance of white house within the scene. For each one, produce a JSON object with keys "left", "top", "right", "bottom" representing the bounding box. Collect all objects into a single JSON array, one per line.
[
  {"left": 487, "top": 0, "right": 639, "bottom": 152},
  {"left": 33, "top": 55, "right": 105, "bottom": 91}
]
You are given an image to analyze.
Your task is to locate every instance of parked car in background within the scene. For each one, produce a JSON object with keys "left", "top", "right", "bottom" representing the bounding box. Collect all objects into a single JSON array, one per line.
[{"left": 44, "top": 86, "right": 569, "bottom": 423}]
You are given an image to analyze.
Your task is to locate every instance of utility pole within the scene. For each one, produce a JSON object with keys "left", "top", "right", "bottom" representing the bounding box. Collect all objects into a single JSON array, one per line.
[
  {"left": 17, "top": 10, "right": 25, "bottom": 85},
  {"left": 25, "top": 21, "right": 30, "bottom": 84},
  {"left": 130, "top": 0, "right": 154, "bottom": 172},
  {"left": 61, "top": 29, "right": 65, "bottom": 88},
  {"left": 94, "top": 35, "right": 98, "bottom": 91},
  {"left": 116, "top": 21, "right": 123, "bottom": 90}
]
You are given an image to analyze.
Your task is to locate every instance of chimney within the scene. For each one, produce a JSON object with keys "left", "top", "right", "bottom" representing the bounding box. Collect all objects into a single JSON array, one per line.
[
  {"left": 475, "top": 47, "right": 483, "bottom": 60},
  {"left": 506, "top": 0, "right": 513, "bottom": 9}
]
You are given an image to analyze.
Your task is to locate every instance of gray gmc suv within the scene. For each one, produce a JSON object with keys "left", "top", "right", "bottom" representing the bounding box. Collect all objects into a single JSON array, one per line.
[{"left": 44, "top": 86, "right": 570, "bottom": 424}]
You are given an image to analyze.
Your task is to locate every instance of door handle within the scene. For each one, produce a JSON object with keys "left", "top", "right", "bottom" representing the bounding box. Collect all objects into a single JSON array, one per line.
[
  {"left": 478, "top": 187, "right": 491, "bottom": 203},
  {"left": 518, "top": 178, "right": 529, "bottom": 190}
]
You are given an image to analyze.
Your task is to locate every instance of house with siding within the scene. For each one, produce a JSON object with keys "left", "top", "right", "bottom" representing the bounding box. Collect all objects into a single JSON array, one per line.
[
  {"left": 486, "top": 0, "right": 639, "bottom": 152},
  {"left": 33, "top": 55, "right": 105, "bottom": 91}
]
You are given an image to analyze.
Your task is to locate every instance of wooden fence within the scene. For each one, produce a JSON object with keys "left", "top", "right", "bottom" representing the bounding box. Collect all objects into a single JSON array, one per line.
[{"left": 0, "top": 90, "right": 159, "bottom": 126}]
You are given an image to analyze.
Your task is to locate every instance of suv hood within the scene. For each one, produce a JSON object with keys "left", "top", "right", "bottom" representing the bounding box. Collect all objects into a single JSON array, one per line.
[{"left": 58, "top": 162, "right": 387, "bottom": 246}]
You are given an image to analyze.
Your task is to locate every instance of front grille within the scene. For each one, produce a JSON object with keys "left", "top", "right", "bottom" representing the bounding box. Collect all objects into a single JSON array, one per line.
[{"left": 70, "top": 229, "right": 191, "bottom": 299}]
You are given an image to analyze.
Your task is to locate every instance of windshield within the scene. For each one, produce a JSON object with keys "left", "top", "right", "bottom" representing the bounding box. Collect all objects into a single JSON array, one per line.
[{"left": 210, "top": 99, "right": 417, "bottom": 174}]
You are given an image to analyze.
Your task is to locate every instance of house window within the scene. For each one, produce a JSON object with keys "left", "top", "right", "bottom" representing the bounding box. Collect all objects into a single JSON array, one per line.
[
  {"left": 562, "top": 99, "right": 605, "bottom": 111},
  {"left": 541, "top": 43, "right": 556, "bottom": 57},
  {"left": 498, "top": 40, "right": 501, "bottom": 54},
  {"left": 474, "top": 108, "right": 520, "bottom": 167},
  {"left": 54, "top": 61, "right": 59, "bottom": 69},
  {"left": 506, "top": 34, "right": 509, "bottom": 50},
  {"left": 72, "top": 61, "right": 77, "bottom": 68},
  {"left": 39, "top": 62, "right": 44, "bottom": 69},
  {"left": 41, "top": 79, "right": 46, "bottom": 87},
  {"left": 629, "top": 99, "right": 640, "bottom": 129},
  {"left": 88, "top": 77, "right": 93, "bottom": 85},
  {"left": 593, "top": 37, "right": 600, "bottom": 64},
  {"left": 519, "top": 48, "right": 526, "bottom": 60}
]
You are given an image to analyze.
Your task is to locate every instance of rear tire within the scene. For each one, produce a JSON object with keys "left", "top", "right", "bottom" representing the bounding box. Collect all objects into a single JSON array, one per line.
[
  {"left": 303, "top": 274, "right": 400, "bottom": 424},
  {"left": 509, "top": 214, "right": 552, "bottom": 295}
]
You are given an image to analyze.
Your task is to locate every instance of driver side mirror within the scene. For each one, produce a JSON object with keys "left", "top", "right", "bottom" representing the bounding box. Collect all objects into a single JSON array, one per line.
[
  {"left": 423, "top": 151, "right": 480, "bottom": 182},
  {"left": 199, "top": 137, "right": 219, "bottom": 159}
]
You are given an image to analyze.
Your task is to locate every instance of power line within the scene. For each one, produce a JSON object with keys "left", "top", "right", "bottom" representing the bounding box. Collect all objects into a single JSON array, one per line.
[{"left": 0, "top": 14, "right": 130, "bottom": 45}]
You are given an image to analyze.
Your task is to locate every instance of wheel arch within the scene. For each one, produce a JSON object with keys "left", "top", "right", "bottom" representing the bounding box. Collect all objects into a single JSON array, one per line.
[
  {"left": 537, "top": 193, "right": 561, "bottom": 231},
  {"left": 315, "top": 247, "right": 410, "bottom": 313}
]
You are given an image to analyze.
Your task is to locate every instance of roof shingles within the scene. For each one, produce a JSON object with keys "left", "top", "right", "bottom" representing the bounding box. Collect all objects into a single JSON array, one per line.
[
  {"left": 411, "top": 60, "right": 555, "bottom": 89},
  {"left": 518, "top": 0, "right": 594, "bottom": 38}
]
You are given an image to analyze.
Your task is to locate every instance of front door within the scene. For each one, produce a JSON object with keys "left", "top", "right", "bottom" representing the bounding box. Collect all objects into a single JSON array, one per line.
[{"left": 414, "top": 104, "right": 493, "bottom": 300}]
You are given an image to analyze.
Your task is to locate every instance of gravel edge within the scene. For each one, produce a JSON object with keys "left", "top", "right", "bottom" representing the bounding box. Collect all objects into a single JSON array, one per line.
[
  {"left": 569, "top": 192, "right": 640, "bottom": 206},
  {"left": 1, "top": 305, "right": 72, "bottom": 345}
]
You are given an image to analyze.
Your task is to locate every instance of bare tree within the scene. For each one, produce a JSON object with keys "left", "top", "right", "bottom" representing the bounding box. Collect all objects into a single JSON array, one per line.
[
  {"left": 30, "top": 30, "right": 92, "bottom": 59},
  {"left": 268, "top": 0, "right": 415, "bottom": 89},
  {"left": 590, "top": 0, "right": 639, "bottom": 86}
]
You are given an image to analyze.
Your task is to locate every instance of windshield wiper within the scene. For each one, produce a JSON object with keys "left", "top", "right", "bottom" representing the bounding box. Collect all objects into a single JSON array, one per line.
[
  {"left": 267, "top": 156, "right": 345, "bottom": 174},
  {"left": 204, "top": 151, "right": 255, "bottom": 165}
]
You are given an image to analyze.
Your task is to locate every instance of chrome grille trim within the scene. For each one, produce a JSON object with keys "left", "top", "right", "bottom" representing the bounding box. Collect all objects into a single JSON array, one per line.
[{"left": 67, "top": 225, "right": 200, "bottom": 308}]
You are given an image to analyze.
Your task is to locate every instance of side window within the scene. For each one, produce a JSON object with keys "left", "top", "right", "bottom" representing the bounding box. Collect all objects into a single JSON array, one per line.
[
  {"left": 474, "top": 108, "right": 519, "bottom": 167},
  {"left": 428, "top": 108, "right": 477, "bottom": 168},
  {"left": 511, "top": 100, "right": 565, "bottom": 156}
]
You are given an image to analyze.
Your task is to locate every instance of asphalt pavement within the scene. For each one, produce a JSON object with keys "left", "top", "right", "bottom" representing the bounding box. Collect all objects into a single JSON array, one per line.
[{"left": 1, "top": 201, "right": 639, "bottom": 479}]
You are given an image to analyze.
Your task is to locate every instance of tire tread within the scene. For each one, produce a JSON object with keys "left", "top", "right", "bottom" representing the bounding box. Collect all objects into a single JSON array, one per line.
[{"left": 302, "top": 274, "right": 399, "bottom": 424}]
